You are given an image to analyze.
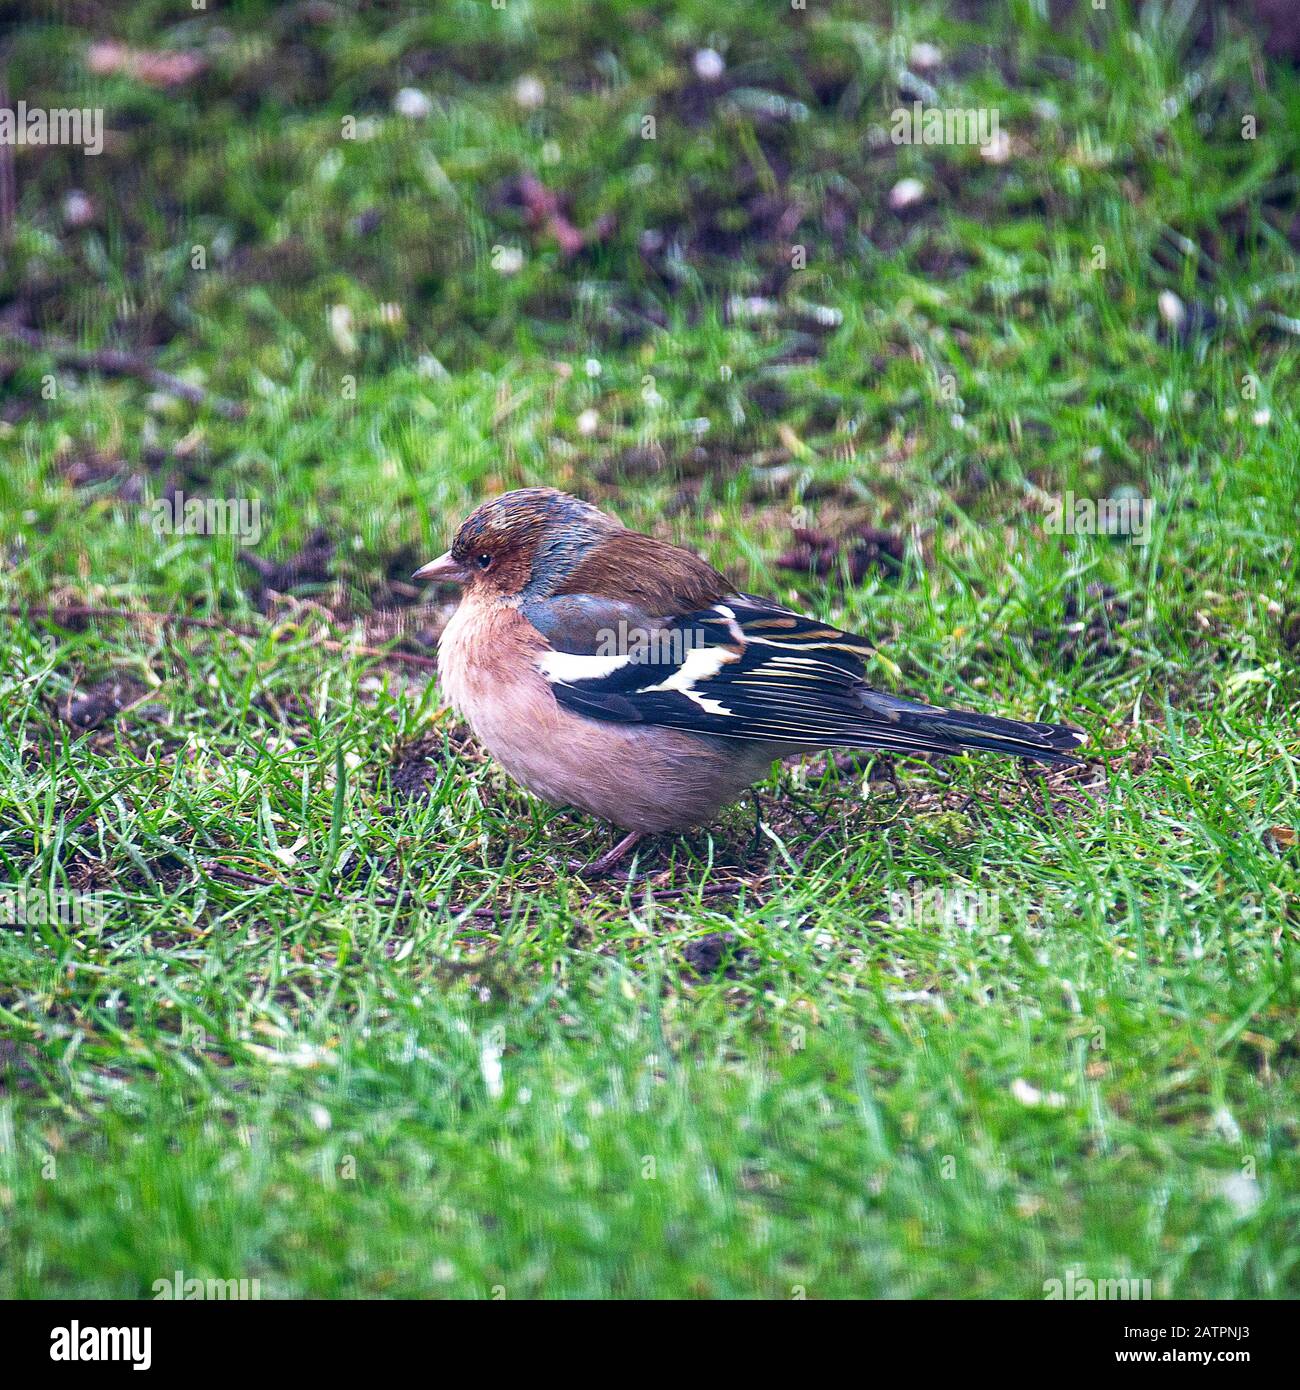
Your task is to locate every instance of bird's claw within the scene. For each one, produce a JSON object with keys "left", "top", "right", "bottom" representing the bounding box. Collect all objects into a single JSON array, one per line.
[{"left": 567, "top": 831, "right": 644, "bottom": 878}]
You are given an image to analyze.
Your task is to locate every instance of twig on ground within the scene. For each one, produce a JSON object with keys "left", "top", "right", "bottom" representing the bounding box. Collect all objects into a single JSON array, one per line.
[
  {"left": 5, "top": 603, "right": 440, "bottom": 670},
  {"left": 0, "top": 323, "right": 247, "bottom": 419}
]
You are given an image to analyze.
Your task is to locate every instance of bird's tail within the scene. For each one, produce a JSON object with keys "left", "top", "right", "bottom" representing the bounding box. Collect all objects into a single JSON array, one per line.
[{"left": 855, "top": 690, "right": 1087, "bottom": 765}]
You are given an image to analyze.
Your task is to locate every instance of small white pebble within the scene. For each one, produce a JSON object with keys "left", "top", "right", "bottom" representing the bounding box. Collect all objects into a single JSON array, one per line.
[
  {"left": 1253, "top": 407, "right": 1271, "bottom": 426},
  {"left": 1011, "top": 1077, "right": 1067, "bottom": 1108},
  {"left": 909, "top": 41, "right": 944, "bottom": 71},
  {"left": 889, "top": 177, "right": 927, "bottom": 211},
  {"left": 327, "top": 303, "right": 357, "bottom": 356},
  {"left": 584, "top": 357, "right": 602, "bottom": 377},
  {"left": 494, "top": 246, "right": 525, "bottom": 274},
  {"left": 308, "top": 1104, "right": 331, "bottom": 1131},
  {"left": 728, "top": 294, "right": 776, "bottom": 320},
  {"left": 392, "top": 87, "right": 432, "bottom": 119},
  {"left": 514, "top": 74, "right": 545, "bottom": 110},
  {"left": 63, "top": 189, "right": 95, "bottom": 227},
  {"left": 1158, "top": 290, "right": 1186, "bottom": 329},
  {"left": 1218, "top": 1173, "right": 1261, "bottom": 1217},
  {"left": 480, "top": 1040, "right": 504, "bottom": 1100},
  {"left": 693, "top": 47, "right": 725, "bottom": 82},
  {"left": 1011, "top": 1078, "right": 1041, "bottom": 1105},
  {"left": 576, "top": 408, "right": 599, "bottom": 436}
]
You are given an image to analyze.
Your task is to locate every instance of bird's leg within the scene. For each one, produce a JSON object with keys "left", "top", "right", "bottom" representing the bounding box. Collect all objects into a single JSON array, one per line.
[
  {"left": 748, "top": 792, "right": 764, "bottom": 855},
  {"left": 872, "top": 755, "right": 902, "bottom": 798},
  {"left": 569, "top": 830, "right": 643, "bottom": 877}
]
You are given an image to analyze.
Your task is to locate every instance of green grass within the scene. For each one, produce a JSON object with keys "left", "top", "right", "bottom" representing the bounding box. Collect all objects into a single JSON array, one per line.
[{"left": 1, "top": 0, "right": 1299, "bottom": 1297}]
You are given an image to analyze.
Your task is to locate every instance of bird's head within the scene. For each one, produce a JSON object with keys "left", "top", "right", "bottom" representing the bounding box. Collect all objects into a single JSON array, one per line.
[{"left": 413, "top": 487, "right": 621, "bottom": 601}]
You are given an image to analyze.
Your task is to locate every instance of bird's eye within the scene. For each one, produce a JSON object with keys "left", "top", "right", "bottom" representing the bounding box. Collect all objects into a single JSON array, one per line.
[{"left": 475, "top": 553, "right": 493, "bottom": 571}]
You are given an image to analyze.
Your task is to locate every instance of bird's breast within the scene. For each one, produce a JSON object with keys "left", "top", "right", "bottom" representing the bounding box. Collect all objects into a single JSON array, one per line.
[
  {"left": 436, "top": 597, "right": 547, "bottom": 726},
  {"left": 435, "top": 595, "right": 770, "bottom": 831}
]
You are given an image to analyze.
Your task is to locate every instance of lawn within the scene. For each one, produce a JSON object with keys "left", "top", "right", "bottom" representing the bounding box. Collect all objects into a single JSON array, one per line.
[{"left": 1, "top": 0, "right": 1298, "bottom": 1298}]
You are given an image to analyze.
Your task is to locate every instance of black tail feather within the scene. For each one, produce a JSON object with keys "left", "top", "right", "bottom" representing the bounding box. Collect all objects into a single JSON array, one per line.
[{"left": 856, "top": 690, "right": 1087, "bottom": 765}]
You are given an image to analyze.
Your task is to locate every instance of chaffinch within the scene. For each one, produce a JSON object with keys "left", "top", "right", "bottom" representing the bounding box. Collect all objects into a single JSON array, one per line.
[{"left": 415, "top": 488, "right": 1085, "bottom": 871}]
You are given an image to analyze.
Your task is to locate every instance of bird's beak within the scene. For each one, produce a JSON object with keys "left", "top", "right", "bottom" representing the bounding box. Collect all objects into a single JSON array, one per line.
[{"left": 411, "top": 551, "right": 466, "bottom": 584}]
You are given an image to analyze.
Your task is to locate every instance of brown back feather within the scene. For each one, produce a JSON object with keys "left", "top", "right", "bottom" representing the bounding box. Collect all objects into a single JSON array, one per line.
[{"left": 554, "top": 529, "right": 729, "bottom": 613}]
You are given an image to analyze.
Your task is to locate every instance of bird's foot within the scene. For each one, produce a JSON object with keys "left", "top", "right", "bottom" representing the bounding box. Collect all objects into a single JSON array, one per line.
[{"left": 568, "top": 831, "right": 644, "bottom": 878}]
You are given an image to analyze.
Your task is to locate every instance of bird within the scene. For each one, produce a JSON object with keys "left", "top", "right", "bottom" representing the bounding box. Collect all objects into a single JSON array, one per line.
[{"left": 415, "top": 487, "right": 1086, "bottom": 873}]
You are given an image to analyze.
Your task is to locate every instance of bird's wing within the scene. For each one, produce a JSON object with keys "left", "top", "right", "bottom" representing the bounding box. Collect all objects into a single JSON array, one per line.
[{"left": 526, "top": 593, "right": 1085, "bottom": 763}]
